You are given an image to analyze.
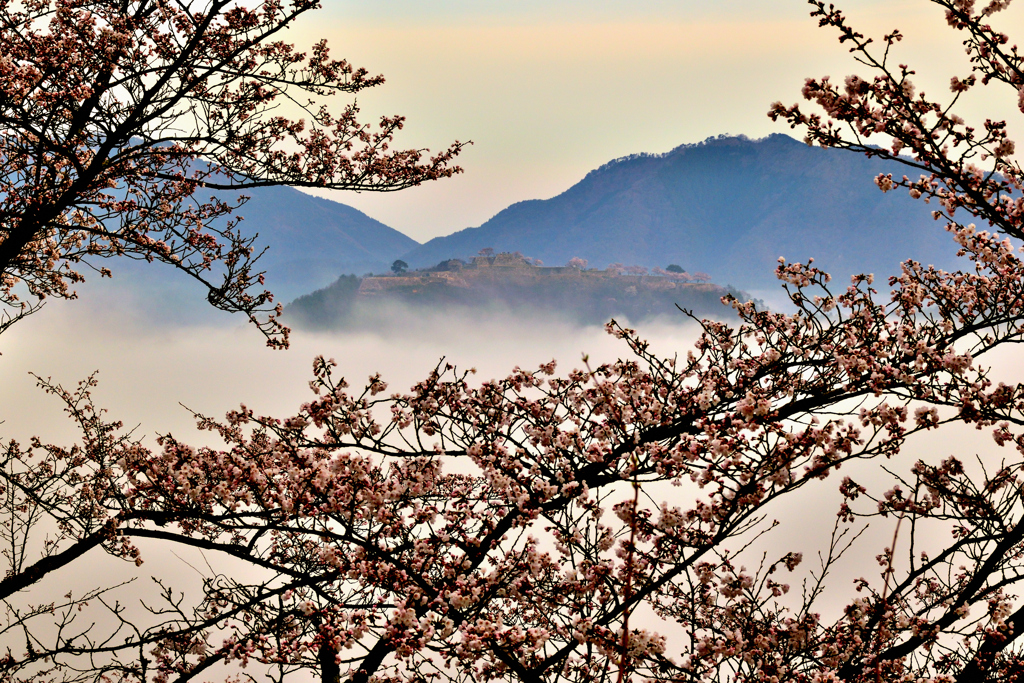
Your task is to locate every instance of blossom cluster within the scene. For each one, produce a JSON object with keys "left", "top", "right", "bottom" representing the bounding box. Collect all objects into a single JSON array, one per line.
[{"left": 0, "top": 0, "right": 465, "bottom": 346}]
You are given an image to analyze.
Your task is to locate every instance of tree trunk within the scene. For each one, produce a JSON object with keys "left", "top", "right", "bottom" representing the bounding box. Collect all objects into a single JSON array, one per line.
[{"left": 318, "top": 639, "right": 340, "bottom": 683}]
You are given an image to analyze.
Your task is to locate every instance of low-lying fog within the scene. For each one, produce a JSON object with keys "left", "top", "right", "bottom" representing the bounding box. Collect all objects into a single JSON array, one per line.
[{"left": 0, "top": 272, "right": 706, "bottom": 446}]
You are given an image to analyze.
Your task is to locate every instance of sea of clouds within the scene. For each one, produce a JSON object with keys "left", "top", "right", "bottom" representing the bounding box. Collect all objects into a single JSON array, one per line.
[{"left": 3, "top": 267, "right": 1022, "bottom": 664}]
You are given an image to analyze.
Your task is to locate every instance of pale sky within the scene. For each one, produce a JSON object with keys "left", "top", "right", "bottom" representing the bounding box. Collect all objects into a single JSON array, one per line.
[{"left": 286, "top": 0, "right": 1022, "bottom": 242}]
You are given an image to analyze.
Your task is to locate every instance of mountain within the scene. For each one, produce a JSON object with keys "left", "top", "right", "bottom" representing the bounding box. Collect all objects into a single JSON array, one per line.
[
  {"left": 108, "top": 183, "right": 419, "bottom": 311},
  {"left": 234, "top": 186, "right": 418, "bottom": 302},
  {"left": 400, "top": 134, "right": 961, "bottom": 300}
]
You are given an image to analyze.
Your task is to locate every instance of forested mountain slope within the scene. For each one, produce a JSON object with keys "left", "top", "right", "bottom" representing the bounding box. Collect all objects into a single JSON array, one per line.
[
  {"left": 401, "top": 134, "right": 959, "bottom": 296},
  {"left": 236, "top": 186, "right": 419, "bottom": 302}
]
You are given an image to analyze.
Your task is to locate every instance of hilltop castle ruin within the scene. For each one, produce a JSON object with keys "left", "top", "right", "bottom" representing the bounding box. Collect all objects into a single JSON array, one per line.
[{"left": 357, "top": 252, "right": 701, "bottom": 297}]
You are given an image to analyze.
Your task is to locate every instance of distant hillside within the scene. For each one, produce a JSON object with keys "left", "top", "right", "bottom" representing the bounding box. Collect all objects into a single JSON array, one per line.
[
  {"left": 106, "top": 183, "right": 420, "bottom": 315},
  {"left": 285, "top": 252, "right": 755, "bottom": 330},
  {"left": 401, "top": 134, "right": 960, "bottom": 299},
  {"left": 235, "top": 186, "right": 419, "bottom": 302}
]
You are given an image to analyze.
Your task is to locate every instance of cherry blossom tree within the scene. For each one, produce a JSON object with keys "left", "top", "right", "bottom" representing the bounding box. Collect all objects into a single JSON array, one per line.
[
  {"left": 13, "top": 228, "right": 1024, "bottom": 683},
  {"left": 0, "top": 0, "right": 464, "bottom": 346},
  {"left": 11, "top": 1, "right": 1024, "bottom": 683}
]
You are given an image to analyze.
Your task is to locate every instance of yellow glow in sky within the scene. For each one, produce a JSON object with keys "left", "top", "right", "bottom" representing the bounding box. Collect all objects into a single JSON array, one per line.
[{"left": 286, "top": 1, "right": 1022, "bottom": 241}]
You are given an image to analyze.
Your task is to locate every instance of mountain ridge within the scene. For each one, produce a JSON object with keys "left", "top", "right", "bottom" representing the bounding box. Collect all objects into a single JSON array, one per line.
[
  {"left": 98, "top": 134, "right": 967, "bottom": 326},
  {"left": 398, "top": 134, "right": 960, "bottom": 298},
  {"left": 236, "top": 185, "right": 419, "bottom": 302}
]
